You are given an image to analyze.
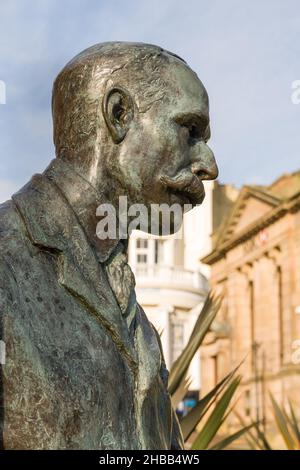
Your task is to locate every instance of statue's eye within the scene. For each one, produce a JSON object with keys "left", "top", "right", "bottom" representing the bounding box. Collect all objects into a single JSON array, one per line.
[
  {"left": 183, "top": 122, "right": 201, "bottom": 143},
  {"left": 187, "top": 123, "right": 199, "bottom": 140},
  {"left": 186, "top": 121, "right": 210, "bottom": 143},
  {"left": 174, "top": 114, "right": 209, "bottom": 143}
]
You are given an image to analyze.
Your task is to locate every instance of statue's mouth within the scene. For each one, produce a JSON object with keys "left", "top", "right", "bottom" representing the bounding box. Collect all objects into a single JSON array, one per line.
[
  {"left": 169, "top": 186, "right": 205, "bottom": 207},
  {"left": 160, "top": 172, "right": 205, "bottom": 207}
]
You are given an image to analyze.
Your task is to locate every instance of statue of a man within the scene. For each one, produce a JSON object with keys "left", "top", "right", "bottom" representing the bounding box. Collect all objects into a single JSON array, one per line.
[{"left": 0, "top": 42, "right": 218, "bottom": 449}]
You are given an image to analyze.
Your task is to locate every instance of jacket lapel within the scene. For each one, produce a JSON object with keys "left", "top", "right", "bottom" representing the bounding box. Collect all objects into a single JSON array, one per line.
[{"left": 12, "top": 173, "right": 138, "bottom": 371}]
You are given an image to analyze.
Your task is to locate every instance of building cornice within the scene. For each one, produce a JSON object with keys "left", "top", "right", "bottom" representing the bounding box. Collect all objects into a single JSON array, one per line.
[{"left": 202, "top": 193, "right": 300, "bottom": 265}]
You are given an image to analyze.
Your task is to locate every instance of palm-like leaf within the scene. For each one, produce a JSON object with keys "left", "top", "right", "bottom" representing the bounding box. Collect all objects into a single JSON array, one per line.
[
  {"left": 191, "top": 375, "right": 242, "bottom": 450},
  {"left": 288, "top": 400, "right": 300, "bottom": 445},
  {"left": 168, "top": 294, "right": 221, "bottom": 395},
  {"left": 210, "top": 422, "right": 257, "bottom": 450},
  {"left": 269, "top": 393, "right": 296, "bottom": 450},
  {"left": 171, "top": 374, "right": 192, "bottom": 409},
  {"left": 180, "top": 364, "right": 242, "bottom": 441},
  {"left": 253, "top": 422, "right": 273, "bottom": 450}
]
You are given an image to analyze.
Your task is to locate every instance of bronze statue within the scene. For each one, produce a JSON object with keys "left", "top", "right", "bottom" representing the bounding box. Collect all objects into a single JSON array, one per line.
[{"left": 0, "top": 42, "right": 218, "bottom": 449}]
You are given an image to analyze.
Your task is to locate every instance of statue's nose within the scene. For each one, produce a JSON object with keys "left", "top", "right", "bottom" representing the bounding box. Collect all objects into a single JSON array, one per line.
[{"left": 191, "top": 141, "right": 219, "bottom": 180}]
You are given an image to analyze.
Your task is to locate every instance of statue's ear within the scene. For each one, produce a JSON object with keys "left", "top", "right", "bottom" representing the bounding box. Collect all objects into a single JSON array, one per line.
[{"left": 102, "top": 86, "right": 134, "bottom": 144}]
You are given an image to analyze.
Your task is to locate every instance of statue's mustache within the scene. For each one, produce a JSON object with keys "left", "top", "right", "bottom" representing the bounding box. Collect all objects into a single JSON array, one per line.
[{"left": 159, "top": 168, "right": 205, "bottom": 202}]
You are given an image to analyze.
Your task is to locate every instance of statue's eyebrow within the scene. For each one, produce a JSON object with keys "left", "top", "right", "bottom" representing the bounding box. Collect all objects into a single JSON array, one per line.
[{"left": 173, "top": 111, "right": 209, "bottom": 129}]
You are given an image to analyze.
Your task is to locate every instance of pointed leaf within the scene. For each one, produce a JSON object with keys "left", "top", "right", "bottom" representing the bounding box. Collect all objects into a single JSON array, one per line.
[
  {"left": 253, "top": 422, "right": 273, "bottom": 450},
  {"left": 180, "top": 360, "right": 244, "bottom": 441},
  {"left": 180, "top": 370, "right": 235, "bottom": 440},
  {"left": 234, "top": 411, "right": 270, "bottom": 450},
  {"left": 270, "top": 393, "right": 296, "bottom": 450},
  {"left": 288, "top": 399, "right": 300, "bottom": 444},
  {"left": 171, "top": 374, "right": 192, "bottom": 409},
  {"left": 209, "top": 422, "right": 258, "bottom": 450},
  {"left": 191, "top": 376, "right": 241, "bottom": 450},
  {"left": 169, "top": 294, "right": 221, "bottom": 395},
  {"left": 234, "top": 411, "right": 261, "bottom": 450}
]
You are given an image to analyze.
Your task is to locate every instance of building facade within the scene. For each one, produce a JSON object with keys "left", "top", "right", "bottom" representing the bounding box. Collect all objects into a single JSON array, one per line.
[{"left": 201, "top": 171, "right": 300, "bottom": 430}]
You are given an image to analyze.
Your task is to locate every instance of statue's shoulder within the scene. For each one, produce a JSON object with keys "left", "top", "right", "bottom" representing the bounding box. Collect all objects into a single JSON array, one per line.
[
  {"left": 0, "top": 198, "right": 16, "bottom": 224},
  {"left": 0, "top": 197, "right": 17, "bottom": 241},
  {"left": 0, "top": 199, "right": 25, "bottom": 304},
  {"left": 0, "top": 198, "right": 25, "bottom": 255}
]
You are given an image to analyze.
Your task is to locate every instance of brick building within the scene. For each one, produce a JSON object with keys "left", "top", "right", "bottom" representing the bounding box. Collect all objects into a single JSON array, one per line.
[{"left": 201, "top": 171, "right": 300, "bottom": 428}]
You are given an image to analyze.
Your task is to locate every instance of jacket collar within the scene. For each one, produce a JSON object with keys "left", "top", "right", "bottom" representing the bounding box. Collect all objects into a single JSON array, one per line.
[
  {"left": 44, "top": 158, "right": 120, "bottom": 263},
  {"left": 12, "top": 159, "right": 138, "bottom": 371}
]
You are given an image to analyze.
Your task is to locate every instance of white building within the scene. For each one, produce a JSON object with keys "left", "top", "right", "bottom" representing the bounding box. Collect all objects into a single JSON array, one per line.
[{"left": 128, "top": 181, "right": 216, "bottom": 404}]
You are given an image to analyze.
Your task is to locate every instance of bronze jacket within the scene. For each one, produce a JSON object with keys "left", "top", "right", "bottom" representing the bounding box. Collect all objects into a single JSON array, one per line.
[{"left": 0, "top": 162, "right": 183, "bottom": 450}]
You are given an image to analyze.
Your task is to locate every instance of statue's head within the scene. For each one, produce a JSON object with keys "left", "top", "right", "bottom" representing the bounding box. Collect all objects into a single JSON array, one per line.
[{"left": 52, "top": 42, "right": 218, "bottom": 233}]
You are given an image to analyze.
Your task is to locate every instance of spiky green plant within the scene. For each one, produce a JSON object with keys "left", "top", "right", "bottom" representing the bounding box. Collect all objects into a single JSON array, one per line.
[
  {"left": 169, "top": 293, "right": 254, "bottom": 450},
  {"left": 241, "top": 395, "right": 300, "bottom": 450}
]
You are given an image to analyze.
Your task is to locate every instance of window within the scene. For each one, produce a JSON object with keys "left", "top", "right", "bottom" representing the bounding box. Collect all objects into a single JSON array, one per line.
[
  {"left": 137, "top": 253, "right": 147, "bottom": 264},
  {"left": 154, "top": 239, "right": 164, "bottom": 264},
  {"left": 137, "top": 239, "right": 148, "bottom": 249},
  {"left": 136, "top": 238, "right": 149, "bottom": 265}
]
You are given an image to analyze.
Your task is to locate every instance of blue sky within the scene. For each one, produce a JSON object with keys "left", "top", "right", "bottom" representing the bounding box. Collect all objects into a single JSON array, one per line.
[{"left": 0, "top": 0, "right": 299, "bottom": 202}]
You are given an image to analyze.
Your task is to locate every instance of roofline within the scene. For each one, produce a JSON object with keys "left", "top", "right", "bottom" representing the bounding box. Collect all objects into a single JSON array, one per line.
[
  {"left": 212, "top": 184, "right": 281, "bottom": 248},
  {"left": 269, "top": 169, "right": 300, "bottom": 190},
  {"left": 201, "top": 194, "right": 300, "bottom": 265}
]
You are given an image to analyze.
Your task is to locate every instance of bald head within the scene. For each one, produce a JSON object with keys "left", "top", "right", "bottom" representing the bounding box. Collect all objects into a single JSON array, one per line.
[{"left": 52, "top": 42, "right": 193, "bottom": 160}]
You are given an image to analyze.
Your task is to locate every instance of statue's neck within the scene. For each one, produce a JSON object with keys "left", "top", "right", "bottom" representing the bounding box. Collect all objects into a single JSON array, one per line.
[{"left": 44, "top": 158, "right": 122, "bottom": 262}]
